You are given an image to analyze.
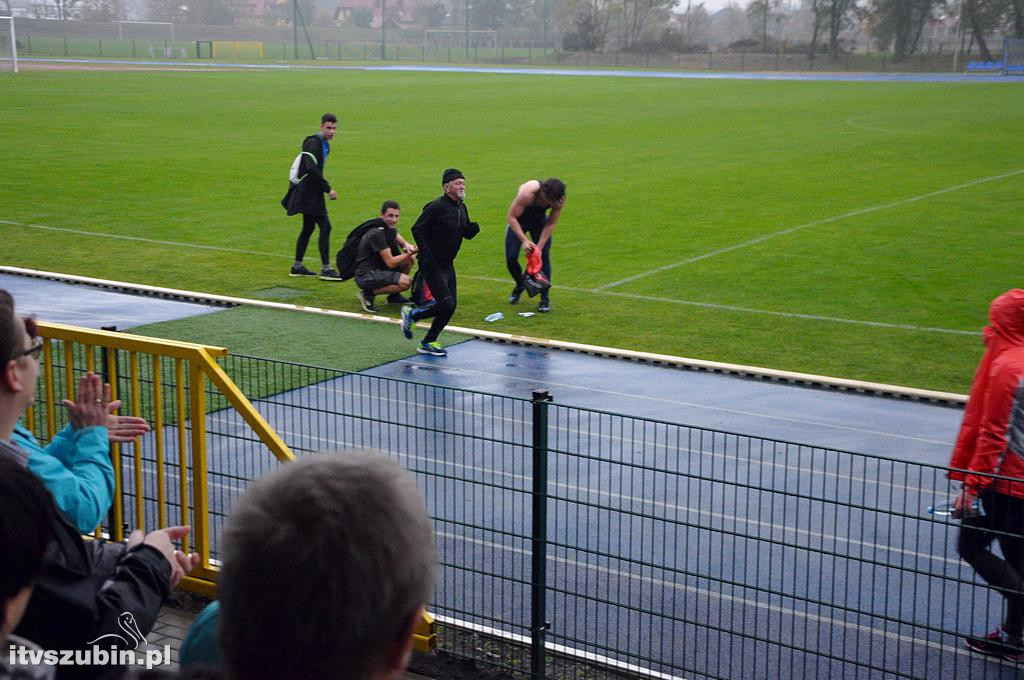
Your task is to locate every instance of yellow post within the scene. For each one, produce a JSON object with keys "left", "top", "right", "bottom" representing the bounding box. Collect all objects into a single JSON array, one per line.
[
  {"left": 129, "top": 351, "right": 143, "bottom": 527},
  {"left": 175, "top": 358, "right": 190, "bottom": 555},
  {"left": 42, "top": 340, "right": 55, "bottom": 438},
  {"left": 188, "top": 361, "right": 211, "bottom": 574},
  {"left": 152, "top": 356, "right": 166, "bottom": 529},
  {"left": 105, "top": 343, "right": 124, "bottom": 541}
]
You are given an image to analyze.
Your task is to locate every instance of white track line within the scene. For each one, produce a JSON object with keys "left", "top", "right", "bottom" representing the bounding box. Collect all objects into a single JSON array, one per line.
[
  {"left": 1, "top": 219, "right": 979, "bottom": 336},
  {"left": 0, "top": 219, "right": 282, "bottom": 257},
  {"left": 844, "top": 113, "right": 925, "bottom": 135},
  {"left": 596, "top": 167, "right": 1024, "bottom": 290}
]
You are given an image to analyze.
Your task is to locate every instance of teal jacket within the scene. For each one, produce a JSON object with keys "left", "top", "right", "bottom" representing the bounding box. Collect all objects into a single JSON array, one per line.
[{"left": 13, "top": 422, "right": 114, "bottom": 533}]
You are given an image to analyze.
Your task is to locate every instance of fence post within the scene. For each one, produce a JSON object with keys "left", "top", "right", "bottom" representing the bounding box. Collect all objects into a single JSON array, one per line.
[
  {"left": 100, "top": 325, "right": 120, "bottom": 536},
  {"left": 530, "top": 389, "right": 552, "bottom": 680}
]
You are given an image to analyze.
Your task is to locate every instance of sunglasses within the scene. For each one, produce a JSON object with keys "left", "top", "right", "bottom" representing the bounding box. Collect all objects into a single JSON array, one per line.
[{"left": 9, "top": 317, "right": 43, "bottom": 361}]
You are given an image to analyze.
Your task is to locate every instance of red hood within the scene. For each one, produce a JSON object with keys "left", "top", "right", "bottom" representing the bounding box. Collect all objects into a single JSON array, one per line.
[{"left": 985, "top": 289, "right": 1024, "bottom": 349}]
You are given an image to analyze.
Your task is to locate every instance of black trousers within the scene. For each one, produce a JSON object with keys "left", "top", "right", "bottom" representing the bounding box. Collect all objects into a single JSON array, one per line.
[
  {"left": 505, "top": 224, "right": 551, "bottom": 303},
  {"left": 958, "top": 490, "right": 1024, "bottom": 638},
  {"left": 295, "top": 213, "right": 332, "bottom": 265},
  {"left": 413, "top": 260, "right": 456, "bottom": 344}
]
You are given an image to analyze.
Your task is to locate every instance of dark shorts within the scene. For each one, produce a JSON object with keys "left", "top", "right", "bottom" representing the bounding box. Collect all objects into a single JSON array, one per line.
[{"left": 355, "top": 269, "right": 401, "bottom": 291}]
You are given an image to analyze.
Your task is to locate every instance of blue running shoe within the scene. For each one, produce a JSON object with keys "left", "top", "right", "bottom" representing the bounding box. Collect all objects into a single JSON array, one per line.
[
  {"left": 400, "top": 306, "right": 414, "bottom": 339},
  {"left": 417, "top": 341, "right": 447, "bottom": 357}
]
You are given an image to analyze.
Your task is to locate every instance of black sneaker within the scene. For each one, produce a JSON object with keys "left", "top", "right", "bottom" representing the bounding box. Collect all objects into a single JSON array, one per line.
[
  {"left": 386, "top": 293, "right": 411, "bottom": 304},
  {"left": 356, "top": 290, "right": 377, "bottom": 313},
  {"left": 320, "top": 267, "right": 343, "bottom": 281},
  {"left": 509, "top": 286, "right": 524, "bottom": 304},
  {"left": 289, "top": 263, "right": 317, "bottom": 277},
  {"left": 538, "top": 300, "right": 551, "bottom": 313},
  {"left": 417, "top": 341, "right": 447, "bottom": 357},
  {"left": 965, "top": 629, "right": 1024, "bottom": 661},
  {"left": 400, "top": 306, "right": 415, "bottom": 339}
]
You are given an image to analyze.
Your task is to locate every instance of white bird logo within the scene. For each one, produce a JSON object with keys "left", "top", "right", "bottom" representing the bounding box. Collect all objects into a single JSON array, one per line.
[{"left": 86, "top": 612, "right": 147, "bottom": 650}]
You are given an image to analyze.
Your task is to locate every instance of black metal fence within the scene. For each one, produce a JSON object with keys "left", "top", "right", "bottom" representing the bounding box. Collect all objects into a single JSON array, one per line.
[
  {"left": 8, "top": 18, "right": 990, "bottom": 74},
  {"left": 32, "top": 352, "right": 1016, "bottom": 679}
]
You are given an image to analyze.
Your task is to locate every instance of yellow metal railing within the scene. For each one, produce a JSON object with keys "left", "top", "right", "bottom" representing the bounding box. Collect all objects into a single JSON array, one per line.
[
  {"left": 29, "top": 322, "right": 294, "bottom": 595},
  {"left": 27, "top": 322, "right": 436, "bottom": 652}
]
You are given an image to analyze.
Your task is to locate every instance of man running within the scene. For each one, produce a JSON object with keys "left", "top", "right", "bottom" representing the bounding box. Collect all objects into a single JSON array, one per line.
[
  {"left": 400, "top": 169, "right": 479, "bottom": 357},
  {"left": 505, "top": 178, "right": 566, "bottom": 313}
]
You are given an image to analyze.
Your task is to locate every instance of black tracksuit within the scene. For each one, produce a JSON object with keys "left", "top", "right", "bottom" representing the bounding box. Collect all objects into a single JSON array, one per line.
[
  {"left": 410, "top": 193, "right": 479, "bottom": 344},
  {"left": 282, "top": 133, "right": 334, "bottom": 265}
]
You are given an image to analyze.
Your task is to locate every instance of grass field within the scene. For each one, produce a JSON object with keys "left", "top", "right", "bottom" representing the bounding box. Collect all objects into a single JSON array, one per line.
[{"left": 1, "top": 66, "right": 1021, "bottom": 393}]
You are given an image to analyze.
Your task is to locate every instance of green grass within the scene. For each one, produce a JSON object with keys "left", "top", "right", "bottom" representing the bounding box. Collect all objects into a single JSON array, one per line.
[
  {"left": 1, "top": 68, "right": 1021, "bottom": 392},
  {"left": 129, "top": 305, "right": 447, "bottom": 371}
]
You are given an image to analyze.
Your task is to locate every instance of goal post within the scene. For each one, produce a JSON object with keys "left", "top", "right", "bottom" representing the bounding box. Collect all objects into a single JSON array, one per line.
[
  {"left": 118, "top": 20, "right": 175, "bottom": 41},
  {"left": 1004, "top": 37, "right": 1024, "bottom": 75},
  {"left": 424, "top": 29, "right": 498, "bottom": 50},
  {"left": 0, "top": 16, "right": 17, "bottom": 74}
]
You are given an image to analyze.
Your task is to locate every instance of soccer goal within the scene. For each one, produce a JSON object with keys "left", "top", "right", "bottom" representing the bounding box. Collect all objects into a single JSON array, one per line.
[
  {"left": 424, "top": 29, "right": 498, "bottom": 51},
  {"left": 118, "top": 20, "right": 175, "bottom": 41},
  {"left": 1004, "top": 37, "right": 1024, "bottom": 75},
  {"left": 0, "top": 16, "right": 17, "bottom": 74}
]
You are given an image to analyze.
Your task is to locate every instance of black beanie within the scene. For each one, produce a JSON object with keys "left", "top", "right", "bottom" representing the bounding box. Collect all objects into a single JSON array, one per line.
[{"left": 442, "top": 168, "right": 464, "bottom": 185}]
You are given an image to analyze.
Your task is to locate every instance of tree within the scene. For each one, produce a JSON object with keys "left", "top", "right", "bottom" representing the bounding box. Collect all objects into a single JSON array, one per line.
[
  {"left": 711, "top": 4, "right": 752, "bottom": 46},
  {"left": 470, "top": 0, "right": 507, "bottom": 29},
  {"left": 415, "top": 0, "right": 447, "bottom": 28},
  {"left": 563, "top": 0, "right": 612, "bottom": 49},
  {"left": 77, "top": 0, "right": 116, "bottom": 19},
  {"left": 746, "top": 0, "right": 778, "bottom": 50},
  {"left": 867, "top": 0, "right": 944, "bottom": 61},
  {"left": 149, "top": 0, "right": 189, "bottom": 22},
  {"left": 185, "top": 0, "right": 243, "bottom": 24},
  {"left": 621, "top": 0, "right": 674, "bottom": 48},
  {"left": 960, "top": 0, "right": 1023, "bottom": 57},
  {"left": 1011, "top": 0, "right": 1024, "bottom": 34},
  {"left": 679, "top": 1, "right": 711, "bottom": 45},
  {"left": 810, "top": 0, "right": 857, "bottom": 60},
  {"left": 807, "top": 0, "right": 823, "bottom": 59}
]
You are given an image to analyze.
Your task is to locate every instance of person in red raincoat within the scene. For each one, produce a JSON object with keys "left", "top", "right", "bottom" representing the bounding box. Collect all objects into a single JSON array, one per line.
[{"left": 950, "top": 289, "right": 1024, "bottom": 661}]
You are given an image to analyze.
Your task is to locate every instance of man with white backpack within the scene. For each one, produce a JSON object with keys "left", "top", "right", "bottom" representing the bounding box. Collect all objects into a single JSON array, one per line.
[{"left": 281, "top": 113, "right": 343, "bottom": 281}]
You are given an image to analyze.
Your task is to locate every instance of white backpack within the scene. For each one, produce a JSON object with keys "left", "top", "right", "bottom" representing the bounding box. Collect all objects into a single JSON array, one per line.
[{"left": 288, "top": 151, "right": 317, "bottom": 185}]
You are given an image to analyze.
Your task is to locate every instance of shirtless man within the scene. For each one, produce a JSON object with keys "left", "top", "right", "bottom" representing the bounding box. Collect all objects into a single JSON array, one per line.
[{"left": 504, "top": 178, "right": 566, "bottom": 313}]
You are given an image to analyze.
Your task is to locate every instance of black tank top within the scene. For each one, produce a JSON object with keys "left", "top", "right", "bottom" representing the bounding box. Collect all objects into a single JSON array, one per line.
[{"left": 519, "top": 203, "right": 548, "bottom": 230}]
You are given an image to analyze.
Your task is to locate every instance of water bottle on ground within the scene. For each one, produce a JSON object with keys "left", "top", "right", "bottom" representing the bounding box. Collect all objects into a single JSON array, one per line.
[{"left": 928, "top": 497, "right": 985, "bottom": 519}]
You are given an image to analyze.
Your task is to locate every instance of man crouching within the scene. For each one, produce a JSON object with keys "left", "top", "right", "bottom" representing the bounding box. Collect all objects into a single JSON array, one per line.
[{"left": 354, "top": 201, "right": 418, "bottom": 313}]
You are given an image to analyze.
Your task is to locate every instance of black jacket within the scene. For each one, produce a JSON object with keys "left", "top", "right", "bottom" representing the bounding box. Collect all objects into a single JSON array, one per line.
[
  {"left": 410, "top": 194, "right": 479, "bottom": 265},
  {"left": 4, "top": 445, "right": 171, "bottom": 680},
  {"left": 281, "top": 134, "right": 333, "bottom": 217}
]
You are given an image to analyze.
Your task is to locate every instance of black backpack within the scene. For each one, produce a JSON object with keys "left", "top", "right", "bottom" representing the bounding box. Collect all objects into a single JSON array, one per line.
[{"left": 335, "top": 219, "right": 400, "bottom": 281}]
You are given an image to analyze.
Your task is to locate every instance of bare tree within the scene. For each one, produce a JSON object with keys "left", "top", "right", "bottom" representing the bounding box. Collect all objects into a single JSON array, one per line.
[
  {"left": 563, "top": 0, "right": 613, "bottom": 49},
  {"left": 867, "top": 0, "right": 944, "bottom": 61},
  {"left": 622, "top": 0, "right": 674, "bottom": 48},
  {"left": 807, "top": 0, "right": 823, "bottom": 59},
  {"left": 746, "top": 0, "right": 778, "bottom": 49}
]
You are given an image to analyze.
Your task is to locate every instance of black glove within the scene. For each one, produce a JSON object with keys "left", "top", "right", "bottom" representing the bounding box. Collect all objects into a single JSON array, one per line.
[{"left": 464, "top": 221, "right": 480, "bottom": 239}]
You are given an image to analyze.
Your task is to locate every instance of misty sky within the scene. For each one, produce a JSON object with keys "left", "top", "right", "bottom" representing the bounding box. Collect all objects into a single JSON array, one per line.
[{"left": 680, "top": 0, "right": 736, "bottom": 12}]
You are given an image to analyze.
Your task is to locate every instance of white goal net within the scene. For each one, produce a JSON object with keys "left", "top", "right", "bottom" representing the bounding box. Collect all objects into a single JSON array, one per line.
[
  {"left": 1005, "top": 37, "right": 1024, "bottom": 75},
  {"left": 0, "top": 16, "right": 17, "bottom": 74},
  {"left": 424, "top": 29, "right": 498, "bottom": 50},
  {"left": 118, "top": 20, "right": 175, "bottom": 41}
]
